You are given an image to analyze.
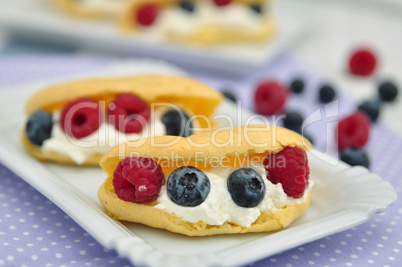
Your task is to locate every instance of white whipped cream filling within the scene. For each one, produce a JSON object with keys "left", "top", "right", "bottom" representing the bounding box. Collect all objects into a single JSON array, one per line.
[
  {"left": 76, "top": 0, "right": 127, "bottom": 13},
  {"left": 42, "top": 109, "right": 166, "bottom": 165},
  {"left": 155, "top": 163, "right": 313, "bottom": 227},
  {"left": 145, "top": 1, "right": 268, "bottom": 37}
]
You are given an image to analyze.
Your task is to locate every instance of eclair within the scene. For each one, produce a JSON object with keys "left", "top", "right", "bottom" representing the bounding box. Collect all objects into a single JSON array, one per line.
[
  {"left": 120, "top": 0, "right": 276, "bottom": 44},
  {"left": 22, "top": 75, "right": 223, "bottom": 166},
  {"left": 98, "top": 125, "right": 313, "bottom": 236}
]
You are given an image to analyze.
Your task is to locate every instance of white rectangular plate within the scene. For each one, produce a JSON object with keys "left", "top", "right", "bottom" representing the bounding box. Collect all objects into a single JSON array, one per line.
[
  {"left": 0, "top": 0, "right": 311, "bottom": 75},
  {"left": 0, "top": 73, "right": 396, "bottom": 267}
]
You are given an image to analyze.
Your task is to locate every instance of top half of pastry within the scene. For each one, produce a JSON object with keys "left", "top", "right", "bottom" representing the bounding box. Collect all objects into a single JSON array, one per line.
[
  {"left": 120, "top": 0, "right": 276, "bottom": 44},
  {"left": 54, "top": 0, "right": 130, "bottom": 18},
  {"left": 25, "top": 75, "right": 223, "bottom": 118},
  {"left": 100, "top": 124, "right": 313, "bottom": 176}
]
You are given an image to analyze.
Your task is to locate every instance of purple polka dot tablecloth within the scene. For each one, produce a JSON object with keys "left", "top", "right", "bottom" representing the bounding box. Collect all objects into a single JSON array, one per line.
[{"left": 0, "top": 50, "right": 401, "bottom": 267}]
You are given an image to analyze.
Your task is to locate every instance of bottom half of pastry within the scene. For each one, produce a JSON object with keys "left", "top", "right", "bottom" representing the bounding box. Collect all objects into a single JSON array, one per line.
[{"left": 98, "top": 176, "right": 311, "bottom": 237}]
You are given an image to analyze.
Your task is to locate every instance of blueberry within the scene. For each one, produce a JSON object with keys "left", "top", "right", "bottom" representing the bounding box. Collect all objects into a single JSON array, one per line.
[
  {"left": 283, "top": 111, "right": 304, "bottom": 132},
  {"left": 301, "top": 132, "right": 314, "bottom": 145},
  {"left": 167, "top": 166, "right": 210, "bottom": 207},
  {"left": 222, "top": 90, "right": 237, "bottom": 102},
  {"left": 250, "top": 4, "right": 263, "bottom": 14},
  {"left": 340, "top": 147, "right": 370, "bottom": 168},
  {"left": 358, "top": 100, "right": 381, "bottom": 122},
  {"left": 319, "top": 84, "right": 336, "bottom": 103},
  {"left": 161, "top": 109, "right": 193, "bottom": 137},
  {"left": 179, "top": 1, "right": 196, "bottom": 13},
  {"left": 25, "top": 111, "right": 53, "bottom": 146},
  {"left": 290, "top": 78, "right": 305, "bottom": 94},
  {"left": 378, "top": 81, "right": 398, "bottom": 102},
  {"left": 227, "top": 168, "right": 265, "bottom": 208}
]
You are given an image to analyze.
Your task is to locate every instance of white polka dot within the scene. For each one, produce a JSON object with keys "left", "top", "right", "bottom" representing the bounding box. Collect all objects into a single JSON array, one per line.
[
  {"left": 13, "top": 238, "right": 19, "bottom": 241},
  {"left": 23, "top": 232, "right": 29, "bottom": 236},
  {"left": 51, "top": 242, "right": 57, "bottom": 246},
  {"left": 74, "top": 239, "right": 81, "bottom": 243},
  {"left": 330, "top": 258, "right": 336, "bottom": 262},
  {"left": 381, "top": 236, "right": 388, "bottom": 240},
  {"left": 393, "top": 249, "right": 399, "bottom": 253},
  {"left": 55, "top": 222, "right": 62, "bottom": 227},
  {"left": 346, "top": 263, "right": 352, "bottom": 266},
  {"left": 41, "top": 248, "right": 48, "bottom": 251},
  {"left": 389, "top": 257, "right": 395, "bottom": 261},
  {"left": 70, "top": 261, "right": 76, "bottom": 264},
  {"left": 83, "top": 233, "right": 89, "bottom": 237},
  {"left": 28, "top": 212, "right": 34, "bottom": 216},
  {"left": 361, "top": 239, "right": 368, "bottom": 242},
  {"left": 103, "top": 248, "right": 109, "bottom": 252},
  {"left": 319, "top": 244, "right": 326, "bottom": 248},
  {"left": 46, "top": 230, "right": 53, "bottom": 234},
  {"left": 314, "top": 252, "right": 320, "bottom": 257},
  {"left": 5, "top": 214, "right": 12, "bottom": 218},
  {"left": 33, "top": 224, "right": 39, "bottom": 229},
  {"left": 50, "top": 210, "right": 58, "bottom": 214},
  {"left": 341, "top": 241, "right": 347, "bottom": 245},
  {"left": 42, "top": 217, "right": 48, "bottom": 221},
  {"left": 351, "top": 255, "right": 358, "bottom": 259},
  {"left": 377, "top": 244, "right": 383, "bottom": 248},
  {"left": 346, "top": 233, "right": 352, "bottom": 237},
  {"left": 56, "top": 253, "right": 62, "bottom": 259},
  {"left": 356, "top": 246, "right": 362, "bottom": 251},
  {"left": 60, "top": 235, "right": 66, "bottom": 239},
  {"left": 370, "top": 224, "right": 377, "bottom": 228},
  {"left": 94, "top": 258, "right": 101, "bottom": 261},
  {"left": 65, "top": 245, "right": 71, "bottom": 249},
  {"left": 386, "top": 228, "right": 392, "bottom": 232},
  {"left": 19, "top": 219, "right": 25, "bottom": 223},
  {"left": 7, "top": 256, "right": 14, "bottom": 261},
  {"left": 69, "top": 228, "right": 76, "bottom": 232},
  {"left": 298, "top": 247, "right": 304, "bottom": 251},
  {"left": 308, "top": 261, "right": 314, "bottom": 265},
  {"left": 366, "top": 231, "right": 372, "bottom": 235},
  {"left": 89, "top": 243, "right": 95, "bottom": 247},
  {"left": 325, "top": 237, "right": 331, "bottom": 240},
  {"left": 9, "top": 226, "right": 15, "bottom": 230},
  {"left": 27, "top": 243, "right": 33, "bottom": 247},
  {"left": 31, "top": 255, "right": 38, "bottom": 261},
  {"left": 80, "top": 250, "right": 86, "bottom": 255},
  {"left": 372, "top": 251, "right": 379, "bottom": 256},
  {"left": 0, "top": 260, "right": 4, "bottom": 266},
  {"left": 36, "top": 237, "right": 43, "bottom": 241},
  {"left": 390, "top": 221, "right": 396, "bottom": 225},
  {"left": 45, "top": 264, "right": 52, "bottom": 267},
  {"left": 292, "top": 255, "right": 298, "bottom": 259},
  {"left": 85, "top": 263, "right": 91, "bottom": 266},
  {"left": 285, "top": 264, "right": 292, "bottom": 267},
  {"left": 14, "top": 208, "right": 21, "bottom": 212},
  {"left": 335, "top": 249, "right": 341, "bottom": 253},
  {"left": 17, "top": 248, "right": 23, "bottom": 252},
  {"left": 398, "top": 241, "right": 402, "bottom": 245},
  {"left": 368, "top": 259, "right": 374, "bottom": 264}
]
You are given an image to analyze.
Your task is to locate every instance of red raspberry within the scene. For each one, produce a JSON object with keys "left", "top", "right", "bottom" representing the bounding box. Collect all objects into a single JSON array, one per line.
[
  {"left": 60, "top": 98, "right": 103, "bottom": 139},
  {"left": 108, "top": 93, "right": 150, "bottom": 133},
  {"left": 255, "top": 81, "right": 288, "bottom": 115},
  {"left": 113, "top": 157, "right": 165, "bottom": 203},
  {"left": 335, "top": 111, "right": 370, "bottom": 151},
  {"left": 213, "top": 0, "right": 231, "bottom": 6},
  {"left": 264, "top": 147, "right": 309, "bottom": 198},
  {"left": 136, "top": 4, "right": 158, "bottom": 26},
  {"left": 349, "top": 49, "right": 377, "bottom": 76}
]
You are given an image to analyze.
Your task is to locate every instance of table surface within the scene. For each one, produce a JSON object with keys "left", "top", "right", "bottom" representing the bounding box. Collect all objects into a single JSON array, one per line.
[{"left": 1, "top": 0, "right": 402, "bottom": 266}]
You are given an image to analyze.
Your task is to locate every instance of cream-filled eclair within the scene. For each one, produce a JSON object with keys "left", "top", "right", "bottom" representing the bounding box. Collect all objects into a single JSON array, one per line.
[
  {"left": 120, "top": 0, "right": 276, "bottom": 44},
  {"left": 98, "top": 125, "right": 313, "bottom": 236},
  {"left": 22, "top": 75, "right": 223, "bottom": 166}
]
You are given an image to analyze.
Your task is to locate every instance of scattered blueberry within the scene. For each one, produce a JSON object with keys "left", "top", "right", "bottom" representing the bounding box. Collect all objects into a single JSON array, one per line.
[
  {"left": 179, "top": 1, "right": 196, "bottom": 13},
  {"left": 250, "top": 4, "right": 263, "bottom": 14},
  {"left": 378, "top": 81, "right": 398, "bottom": 102},
  {"left": 358, "top": 100, "right": 381, "bottom": 122},
  {"left": 161, "top": 109, "right": 193, "bottom": 137},
  {"left": 290, "top": 78, "right": 305, "bottom": 94},
  {"left": 340, "top": 147, "right": 370, "bottom": 168},
  {"left": 25, "top": 111, "right": 53, "bottom": 146},
  {"left": 319, "top": 84, "right": 337, "bottom": 103},
  {"left": 227, "top": 168, "right": 265, "bottom": 208},
  {"left": 167, "top": 166, "right": 210, "bottom": 207},
  {"left": 222, "top": 90, "right": 237, "bottom": 102},
  {"left": 301, "top": 132, "right": 314, "bottom": 145},
  {"left": 283, "top": 111, "right": 304, "bottom": 132}
]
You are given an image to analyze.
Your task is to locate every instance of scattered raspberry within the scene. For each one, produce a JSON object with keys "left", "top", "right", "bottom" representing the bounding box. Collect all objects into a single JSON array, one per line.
[
  {"left": 60, "top": 98, "right": 102, "bottom": 139},
  {"left": 255, "top": 81, "right": 288, "bottom": 115},
  {"left": 264, "top": 147, "right": 309, "bottom": 198},
  {"left": 349, "top": 49, "right": 377, "bottom": 76},
  {"left": 213, "top": 0, "right": 231, "bottom": 6},
  {"left": 136, "top": 4, "right": 158, "bottom": 26},
  {"left": 335, "top": 111, "right": 370, "bottom": 151},
  {"left": 108, "top": 93, "right": 150, "bottom": 133},
  {"left": 113, "top": 157, "right": 165, "bottom": 203}
]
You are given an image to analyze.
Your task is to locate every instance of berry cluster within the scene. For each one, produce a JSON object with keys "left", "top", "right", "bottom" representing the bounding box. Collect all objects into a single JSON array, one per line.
[{"left": 135, "top": 1, "right": 264, "bottom": 27}]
